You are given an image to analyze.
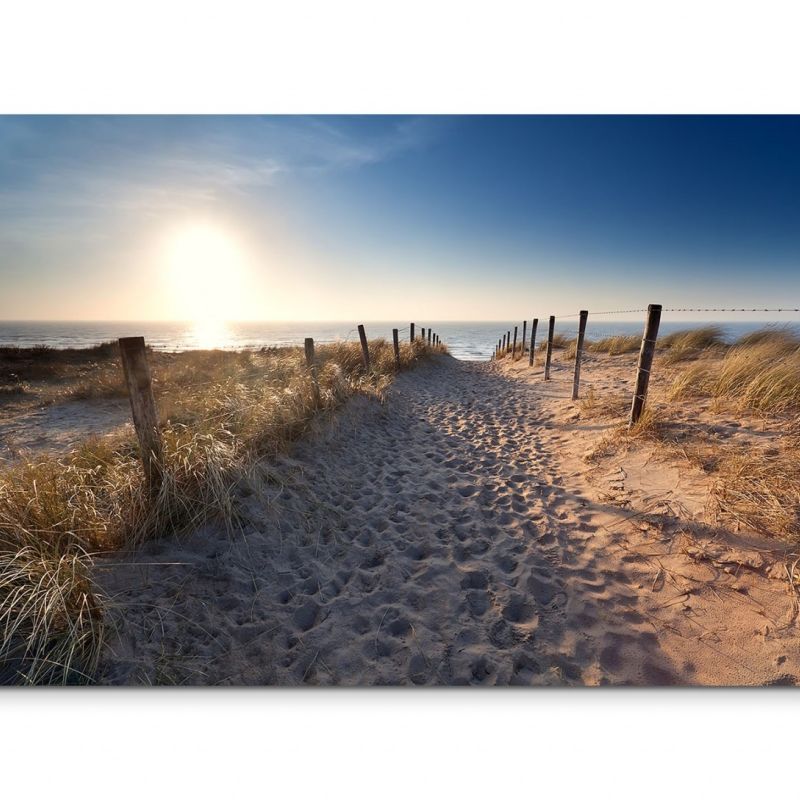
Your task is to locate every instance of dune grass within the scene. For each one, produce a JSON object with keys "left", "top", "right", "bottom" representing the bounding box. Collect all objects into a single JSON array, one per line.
[
  {"left": 659, "top": 325, "right": 726, "bottom": 363},
  {"left": 710, "top": 439, "right": 800, "bottom": 540},
  {"left": 0, "top": 337, "right": 442, "bottom": 684},
  {"left": 670, "top": 328, "right": 800, "bottom": 414},
  {"left": 537, "top": 332, "right": 571, "bottom": 353},
  {"left": 575, "top": 326, "right": 800, "bottom": 542},
  {"left": 494, "top": 331, "right": 574, "bottom": 361},
  {"left": 587, "top": 334, "right": 641, "bottom": 355}
]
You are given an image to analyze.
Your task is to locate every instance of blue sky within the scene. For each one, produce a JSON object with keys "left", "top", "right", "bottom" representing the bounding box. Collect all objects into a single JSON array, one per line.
[{"left": 1, "top": 115, "right": 799, "bottom": 320}]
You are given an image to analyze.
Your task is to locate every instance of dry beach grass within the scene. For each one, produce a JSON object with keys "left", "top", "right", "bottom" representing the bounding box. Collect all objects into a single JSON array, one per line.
[
  {"left": 0, "top": 337, "right": 441, "bottom": 683},
  {"left": 494, "top": 325, "right": 800, "bottom": 543}
]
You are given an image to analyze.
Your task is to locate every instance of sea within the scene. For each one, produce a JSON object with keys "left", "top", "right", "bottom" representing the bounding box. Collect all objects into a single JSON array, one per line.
[{"left": 0, "top": 319, "right": 798, "bottom": 362}]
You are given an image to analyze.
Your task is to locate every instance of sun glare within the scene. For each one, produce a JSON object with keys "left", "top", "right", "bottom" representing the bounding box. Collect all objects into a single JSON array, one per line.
[{"left": 162, "top": 223, "right": 249, "bottom": 323}]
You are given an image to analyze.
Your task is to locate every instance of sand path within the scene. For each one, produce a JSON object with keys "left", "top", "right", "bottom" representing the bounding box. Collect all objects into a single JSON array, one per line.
[
  {"left": 0, "top": 398, "right": 131, "bottom": 463},
  {"left": 98, "top": 355, "right": 800, "bottom": 685}
]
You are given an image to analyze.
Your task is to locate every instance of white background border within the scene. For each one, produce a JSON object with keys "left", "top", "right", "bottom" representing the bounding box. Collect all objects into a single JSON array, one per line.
[{"left": 2, "top": 1, "right": 800, "bottom": 796}]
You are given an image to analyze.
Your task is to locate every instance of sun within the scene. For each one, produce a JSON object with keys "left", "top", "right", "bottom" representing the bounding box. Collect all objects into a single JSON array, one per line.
[{"left": 162, "top": 223, "right": 248, "bottom": 322}]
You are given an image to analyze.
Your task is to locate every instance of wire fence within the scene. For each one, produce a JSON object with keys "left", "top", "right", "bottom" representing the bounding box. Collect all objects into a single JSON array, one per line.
[
  {"left": 0, "top": 323, "right": 446, "bottom": 444},
  {"left": 551, "top": 306, "right": 800, "bottom": 319},
  {"left": 489, "top": 303, "right": 800, "bottom": 427}
]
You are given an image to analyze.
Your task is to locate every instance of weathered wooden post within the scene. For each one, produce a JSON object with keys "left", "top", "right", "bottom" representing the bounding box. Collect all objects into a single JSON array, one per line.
[
  {"left": 392, "top": 328, "right": 401, "bottom": 368},
  {"left": 357, "top": 324, "right": 370, "bottom": 372},
  {"left": 428, "top": 328, "right": 432, "bottom": 345},
  {"left": 421, "top": 326, "right": 426, "bottom": 343},
  {"left": 119, "top": 336, "right": 163, "bottom": 495},
  {"left": 522, "top": 320, "right": 527, "bottom": 356},
  {"left": 304, "top": 337, "right": 315, "bottom": 369},
  {"left": 512, "top": 326, "right": 518, "bottom": 359},
  {"left": 629, "top": 304, "right": 662, "bottom": 427},
  {"left": 506, "top": 330, "right": 511, "bottom": 353},
  {"left": 502, "top": 333, "right": 507, "bottom": 354},
  {"left": 529, "top": 318, "right": 538, "bottom": 367},
  {"left": 544, "top": 316, "right": 555, "bottom": 380},
  {"left": 410, "top": 322, "right": 415, "bottom": 342},
  {"left": 305, "top": 337, "right": 320, "bottom": 406},
  {"left": 571, "top": 310, "right": 589, "bottom": 400}
]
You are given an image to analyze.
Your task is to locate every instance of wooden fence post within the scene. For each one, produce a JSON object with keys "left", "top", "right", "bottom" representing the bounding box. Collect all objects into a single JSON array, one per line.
[
  {"left": 571, "top": 310, "right": 589, "bottom": 400},
  {"left": 522, "top": 320, "right": 527, "bottom": 355},
  {"left": 512, "top": 326, "right": 518, "bottom": 359},
  {"left": 119, "top": 336, "right": 163, "bottom": 495},
  {"left": 410, "top": 323, "right": 415, "bottom": 342},
  {"left": 357, "top": 324, "right": 370, "bottom": 372},
  {"left": 529, "top": 318, "right": 538, "bottom": 367},
  {"left": 629, "top": 304, "right": 662, "bottom": 427},
  {"left": 305, "top": 337, "right": 320, "bottom": 405},
  {"left": 428, "top": 328, "right": 432, "bottom": 345},
  {"left": 506, "top": 330, "right": 511, "bottom": 353},
  {"left": 502, "top": 333, "right": 507, "bottom": 353},
  {"left": 421, "top": 326, "right": 426, "bottom": 343},
  {"left": 304, "top": 336, "right": 315, "bottom": 369},
  {"left": 392, "top": 329, "right": 401, "bottom": 368},
  {"left": 544, "top": 316, "right": 555, "bottom": 380}
]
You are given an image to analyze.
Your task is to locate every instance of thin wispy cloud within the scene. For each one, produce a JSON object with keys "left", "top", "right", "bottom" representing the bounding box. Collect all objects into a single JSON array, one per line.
[
  {"left": 0, "top": 116, "right": 442, "bottom": 243},
  {"left": 1, "top": 116, "right": 798, "bottom": 321}
]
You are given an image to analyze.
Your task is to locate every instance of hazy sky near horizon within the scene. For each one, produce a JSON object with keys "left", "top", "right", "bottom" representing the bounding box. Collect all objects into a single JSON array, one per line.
[{"left": 1, "top": 115, "right": 799, "bottom": 322}]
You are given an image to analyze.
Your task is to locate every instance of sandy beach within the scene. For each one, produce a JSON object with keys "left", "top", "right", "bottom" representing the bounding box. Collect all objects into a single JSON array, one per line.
[{"left": 92, "top": 351, "right": 800, "bottom": 685}]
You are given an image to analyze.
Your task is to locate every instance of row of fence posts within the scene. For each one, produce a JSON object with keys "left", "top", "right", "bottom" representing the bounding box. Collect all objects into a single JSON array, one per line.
[
  {"left": 119, "top": 322, "right": 445, "bottom": 495},
  {"left": 492, "top": 304, "right": 662, "bottom": 429}
]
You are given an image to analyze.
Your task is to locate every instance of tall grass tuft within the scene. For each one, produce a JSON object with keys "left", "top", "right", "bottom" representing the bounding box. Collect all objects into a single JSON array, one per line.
[
  {"left": 586, "top": 334, "right": 641, "bottom": 355},
  {"left": 538, "top": 333, "right": 571, "bottom": 352},
  {"left": 670, "top": 328, "right": 800, "bottom": 414},
  {"left": 0, "top": 528, "right": 103, "bottom": 684},
  {"left": 711, "top": 445, "right": 800, "bottom": 540},
  {"left": 0, "top": 338, "right": 441, "bottom": 683},
  {"left": 659, "top": 325, "right": 725, "bottom": 363}
]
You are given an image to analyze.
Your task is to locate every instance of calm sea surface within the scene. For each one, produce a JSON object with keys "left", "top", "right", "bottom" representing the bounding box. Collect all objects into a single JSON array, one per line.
[{"left": 0, "top": 319, "right": 798, "bottom": 361}]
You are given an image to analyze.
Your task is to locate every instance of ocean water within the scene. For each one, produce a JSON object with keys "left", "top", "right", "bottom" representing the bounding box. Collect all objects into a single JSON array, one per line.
[{"left": 0, "top": 319, "right": 798, "bottom": 362}]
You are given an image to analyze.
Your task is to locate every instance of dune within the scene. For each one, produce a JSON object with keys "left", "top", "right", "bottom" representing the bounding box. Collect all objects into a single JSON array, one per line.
[
  {"left": 95, "top": 351, "right": 800, "bottom": 685},
  {"left": 0, "top": 399, "right": 131, "bottom": 464}
]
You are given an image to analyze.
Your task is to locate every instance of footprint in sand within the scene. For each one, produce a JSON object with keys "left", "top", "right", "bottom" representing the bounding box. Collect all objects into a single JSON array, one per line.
[
  {"left": 466, "top": 590, "right": 490, "bottom": 616},
  {"left": 460, "top": 569, "right": 489, "bottom": 590},
  {"left": 501, "top": 594, "right": 537, "bottom": 624},
  {"left": 293, "top": 599, "right": 321, "bottom": 632},
  {"left": 470, "top": 656, "right": 495, "bottom": 684},
  {"left": 526, "top": 573, "right": 566, "bottom": 606},
  {"left": 495, "top": 554, "right": 518, "bottom": 574}
]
